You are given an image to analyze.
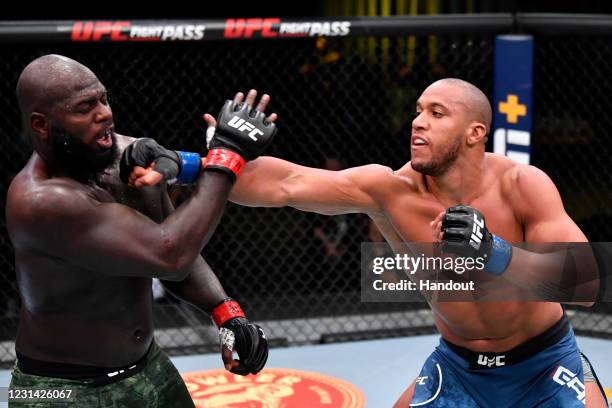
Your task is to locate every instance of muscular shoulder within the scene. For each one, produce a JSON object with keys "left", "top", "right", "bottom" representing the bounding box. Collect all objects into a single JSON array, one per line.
[
  {"left": 494, "top": 154, "right": 561, "bottom": 222},
  {"left": 393, "top": 161, "right": 428, "bottom": 192},
  {"left": 11, "top": 178, "right": 94, "bottom": 217},
  {"left": 7, "top": 177, "right": 96, "bottom": 246},
  {"left": 497, "top": 157, "right": 555, "bottom": 200},
  {"left": 351, "top": 164, "right": 397, "bottom": 188},
  {"left": 350, "top": 163, "right": 414, "bottom": 199}
]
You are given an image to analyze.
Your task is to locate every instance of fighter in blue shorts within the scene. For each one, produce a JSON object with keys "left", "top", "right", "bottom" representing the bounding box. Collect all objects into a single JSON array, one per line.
[
  {"left": 122, "top": 81, "right": 610, "bottom": 407},
  {"left": 411, "top": 311, "right": 607, "bottom": 407},
  {"left": 405, "top": 204, "right": 609, "bottom": 408}
]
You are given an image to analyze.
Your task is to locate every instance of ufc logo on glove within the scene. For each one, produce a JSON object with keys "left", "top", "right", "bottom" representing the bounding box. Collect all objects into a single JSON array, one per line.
[
  {"left": 228, "top": 116, "right": 264, "bottom": 141},
  {"left": 469, "top": 213, "right": 485, "bottom": 250}
]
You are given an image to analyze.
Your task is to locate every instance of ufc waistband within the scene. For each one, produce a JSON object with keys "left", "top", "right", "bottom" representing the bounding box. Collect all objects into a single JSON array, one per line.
[
  {"left": 16, "top": 340, "right": 153, "bottom": 386},
  {"left": 443, "top": 311, "right": 569, "bottom": 370}
]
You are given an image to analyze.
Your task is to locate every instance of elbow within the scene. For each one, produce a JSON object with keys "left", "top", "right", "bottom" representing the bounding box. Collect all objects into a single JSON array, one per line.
[
  {"left": 153, "top": 233, "right": 195, "bottom": 281},
  {"left": 168, "top": 252, "right": 194, "bottom": 281},
  {"left": 155, "top": 252, "right": 193, "bottom": 281}
]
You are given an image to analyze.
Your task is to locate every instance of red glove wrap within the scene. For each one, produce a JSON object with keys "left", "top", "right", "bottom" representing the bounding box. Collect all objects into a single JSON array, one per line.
[
  {"left": 203, "top": 148, "right": 246, "bottom": 180},
  {"left": 212, "top": 299, "right": 246, "bottom": 327}
]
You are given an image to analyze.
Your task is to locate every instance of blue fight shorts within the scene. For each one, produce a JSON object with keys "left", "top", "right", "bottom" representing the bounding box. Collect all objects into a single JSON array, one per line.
[{"left": 409, "top": 313, "right": 605, "bottom": 407}]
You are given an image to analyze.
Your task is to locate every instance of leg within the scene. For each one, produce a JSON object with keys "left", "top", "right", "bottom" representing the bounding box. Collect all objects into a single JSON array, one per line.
[
  {"left": 393, "top": 379, "right": 416, "bottom": 408},
  {"left": 142, "top": 341, "right": 195, "bottom": 407},
  {"left": 395, "top": 351, "right": 479, "bottom": 408},
  {"left": 585, "top": 382, "right": 607, "bottom": 408},
  {"left": 9, "top": 366, "right": 94, "bottom": 408},
  {"left": 582, "top": 353, "right": 608, "bottom": 408}
]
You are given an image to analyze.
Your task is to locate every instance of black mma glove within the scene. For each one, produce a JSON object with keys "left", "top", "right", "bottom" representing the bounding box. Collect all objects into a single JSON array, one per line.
[
  {"left": 204, "top": 100, "right": 277, "bottom": 182},
  {"left": 119, "top": 99, "right": 277, "bottom": 185},
  {"left": 210, "top": 100, "right": 277, "bottom": 161},
  {"left": 213, "top": 298, "right": 269, "bottom": 375},
  {"left": 441, "top": 205, "right": 512, "bottom": 275},
  {"left": 119, "top": 138, "right": 202, "bottom": 185}
]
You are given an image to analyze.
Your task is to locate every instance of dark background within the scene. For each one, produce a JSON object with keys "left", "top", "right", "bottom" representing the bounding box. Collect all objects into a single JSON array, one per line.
[{"left": 2, "top": 0, "right": 612, "bottom": 20}]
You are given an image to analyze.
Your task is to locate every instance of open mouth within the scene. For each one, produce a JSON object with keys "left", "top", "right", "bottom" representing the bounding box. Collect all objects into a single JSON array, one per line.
[
  {"left": 96, "top": 127, "right": 113, "bottom": 149},
  {"left": 411, "top": 136, "right": 428, "bottom": 148}
]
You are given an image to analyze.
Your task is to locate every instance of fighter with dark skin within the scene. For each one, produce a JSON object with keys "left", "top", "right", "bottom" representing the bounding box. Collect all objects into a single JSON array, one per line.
[{"left": 6, "top": 54, "right": 273, "bottom": 397}]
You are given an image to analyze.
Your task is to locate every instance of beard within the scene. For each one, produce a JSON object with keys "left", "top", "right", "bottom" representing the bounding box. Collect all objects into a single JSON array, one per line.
[
  {"left": 49, "top": 125, "right": 117, "bottom": 181},
  {"left": 411, "top": 137, "right": 462, "bottom": 176}
]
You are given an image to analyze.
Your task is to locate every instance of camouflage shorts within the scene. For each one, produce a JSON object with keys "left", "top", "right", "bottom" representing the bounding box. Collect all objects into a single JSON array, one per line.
[{"left": 9, "top": 341, "right": 194, "bottom": 407}]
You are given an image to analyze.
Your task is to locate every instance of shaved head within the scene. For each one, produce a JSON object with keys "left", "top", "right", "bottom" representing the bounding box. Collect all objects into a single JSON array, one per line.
[
  {"left": 16, "top": 54, "right": 99, "bottom": 119},
  {"left": 15, "top": 55, "right": 115, "bottom": 177},
  {"left": 411, "top": 78, "right": 492, "bottom": 176},
  {"left": 427, "top": 78, "right": 492, "bottom": 134}
]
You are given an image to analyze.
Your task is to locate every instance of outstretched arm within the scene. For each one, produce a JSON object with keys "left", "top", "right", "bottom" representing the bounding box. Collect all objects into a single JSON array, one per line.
[
  {"left": 130, "top": 153, "right": 390, "bottom": 216},
  {"left": 128, "top": 90, "right": 390, "bottom": 216},
  {"left": 209, "top": 90, "right": 385, "bottom": 215},
  {"left": 231, "top": 157, "right": 387, "bottom": 215}
]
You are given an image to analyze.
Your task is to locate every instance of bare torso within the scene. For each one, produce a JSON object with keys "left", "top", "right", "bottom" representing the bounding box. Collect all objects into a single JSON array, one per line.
[
  {"left": 8, "top": 135, "right": 165, "bottom": 367},
  {"left": 370, "top": 153, "right": 563, "bottom": 352}
]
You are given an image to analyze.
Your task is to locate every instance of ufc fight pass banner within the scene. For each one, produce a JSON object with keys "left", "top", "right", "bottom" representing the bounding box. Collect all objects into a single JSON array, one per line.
[{"left": 0, "top": 16, "right": 513, "bottom": 43}]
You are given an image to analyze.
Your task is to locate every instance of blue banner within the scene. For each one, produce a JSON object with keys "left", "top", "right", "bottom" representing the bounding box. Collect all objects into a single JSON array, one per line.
[{"left": 492, "top": 35, "right": 534, "bottom": 164}]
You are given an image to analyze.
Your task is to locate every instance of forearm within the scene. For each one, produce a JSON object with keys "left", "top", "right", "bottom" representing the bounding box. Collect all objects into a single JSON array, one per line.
[
  {"left": 230, "top": 156, "right": 293, "bottom": 207},
  {"left": 162, "top": 155, "right": 289, "bottom": 207},
  {"left": 159, "top": 171, "right": 232, "bottom": 274},
  {"left": 494, "top": 244, "right": 600, "bottom": 305},
  {"left": 162, "top": 254, "right": 269, "bottom": 376},
  {"left": 439, "top": 206, "right": 602, "bottom": 306},
  {"left": 162, "top": 256, "right": 228, "bottom": 313}
]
